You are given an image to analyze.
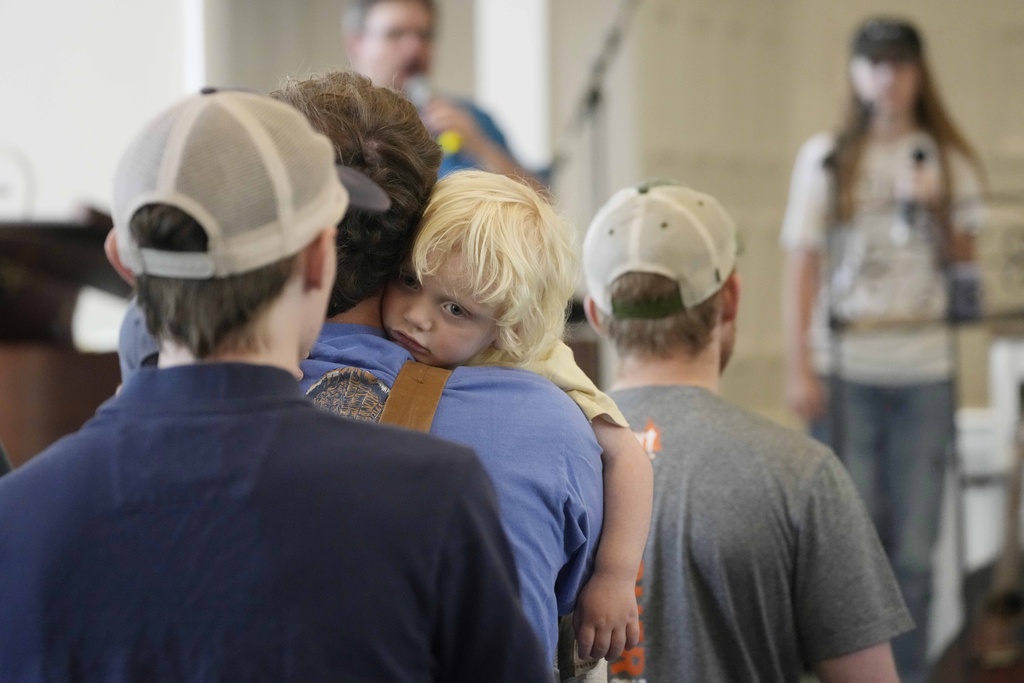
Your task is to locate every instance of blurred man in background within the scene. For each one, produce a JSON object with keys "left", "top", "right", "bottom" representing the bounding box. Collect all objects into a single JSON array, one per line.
[{"left": 343, "top": 0, "right": 541, "bottom": 185}]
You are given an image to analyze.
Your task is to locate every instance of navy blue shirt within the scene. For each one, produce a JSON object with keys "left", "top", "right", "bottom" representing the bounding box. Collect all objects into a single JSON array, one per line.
[{"left": 0, "top": 363, "right": 547, "bottom": 682}]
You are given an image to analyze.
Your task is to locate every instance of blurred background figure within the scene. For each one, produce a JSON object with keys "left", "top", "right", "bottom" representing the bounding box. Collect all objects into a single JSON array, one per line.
[
  {"left": 780, "top": 17, "right": 984, "bottom": 683},
  {"left": 343, "top": 0, "right": 542, "bottom": 184}
]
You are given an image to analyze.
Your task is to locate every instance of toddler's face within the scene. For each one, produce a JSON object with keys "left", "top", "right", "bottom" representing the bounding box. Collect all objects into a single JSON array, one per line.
[{"left": 382, "top": 259, "right": 499, "bottom": 369}]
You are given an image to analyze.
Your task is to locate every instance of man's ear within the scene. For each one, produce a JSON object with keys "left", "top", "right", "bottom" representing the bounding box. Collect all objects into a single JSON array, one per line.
[
  {"left": 302, "top": 227, "right": 338, "bottom": 291},
  {"left": 583, "top": 295, "right": 608, "bottom": 337},
  {"left": 104, "top": 229, "right": 136, "bottom": 286},
  {"left": 720, "top": 272, "right": 741, "bottom": 325}
]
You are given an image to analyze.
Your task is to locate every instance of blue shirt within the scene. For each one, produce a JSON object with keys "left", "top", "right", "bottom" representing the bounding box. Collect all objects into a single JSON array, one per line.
[
  {"left": 117, "top": 297, "right": 160, "bottom": 384},
  {"left": 302, "top": 323, "right": 604, "bottom": 660},
  {"left": 0, "top": 363, "right": 548, "bottom": 681}
]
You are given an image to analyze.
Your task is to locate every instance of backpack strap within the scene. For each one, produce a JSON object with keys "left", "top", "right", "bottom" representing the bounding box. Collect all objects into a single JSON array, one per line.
[{"left": 378, "top": 361, "right": 452, "bottom": 433}]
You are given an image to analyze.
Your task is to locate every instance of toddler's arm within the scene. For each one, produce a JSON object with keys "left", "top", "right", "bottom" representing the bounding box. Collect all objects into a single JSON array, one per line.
[
  {"left": 574, "top": 416, "right": 652, "bottom": 661},
  {"left": 475, "top": 340, "right": 653, "bottom": 659}
]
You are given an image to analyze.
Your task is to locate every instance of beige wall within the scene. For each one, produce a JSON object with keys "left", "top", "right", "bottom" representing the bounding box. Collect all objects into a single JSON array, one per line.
[{"left": 203, "top": 0, "right": 346, "bottom": 91}]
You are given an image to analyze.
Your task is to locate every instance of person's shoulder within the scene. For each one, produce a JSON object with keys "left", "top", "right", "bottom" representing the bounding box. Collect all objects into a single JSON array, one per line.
[
  {"left": 448, "top": 365, "right": 587, "bottom": 415},
  {"left": 727, "top": 398, "right": 832, "bottom": 455},
  {"left": 451, "top": 363, "right": 567, "bottom": 392},
  {"left": 303, "top": 324, "right": 407, "bottom": 382},
  {"left": 437, "top": 365, "right": 601, "bottom": 467},
  {"left": 0, "top": 422, "right": 109, "bottom": 515},
  {"left": 302, "top": 325, "right": 423, "bottom": 398},
  {"left": 689, "top": 390, "right": 836, "bottom": 480}
]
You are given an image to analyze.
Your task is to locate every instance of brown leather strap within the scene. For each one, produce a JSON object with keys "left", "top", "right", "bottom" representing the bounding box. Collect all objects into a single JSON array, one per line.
[{"left": 378, "top": 361, "right": 452, "bottom": 433}]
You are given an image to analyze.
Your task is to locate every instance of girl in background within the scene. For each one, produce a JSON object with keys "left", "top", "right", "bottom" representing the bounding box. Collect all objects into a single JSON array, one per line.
[{"left": 780, "top": 17, "right": 984, "bottom": 683}]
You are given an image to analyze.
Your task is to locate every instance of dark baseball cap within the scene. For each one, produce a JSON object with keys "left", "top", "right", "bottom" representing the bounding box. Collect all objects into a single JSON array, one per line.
[{"left": 852, "top": 18, "right": 923, "bottom": 61}]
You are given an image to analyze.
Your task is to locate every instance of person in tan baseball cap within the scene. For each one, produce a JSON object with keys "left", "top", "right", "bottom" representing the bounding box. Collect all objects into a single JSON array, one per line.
[{"left": 585, "top": 180, "right": 912, "bottom": 683}]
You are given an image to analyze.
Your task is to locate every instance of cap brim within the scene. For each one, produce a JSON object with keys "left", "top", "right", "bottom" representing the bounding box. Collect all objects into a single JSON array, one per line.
[{"left": 336, "top": 166, "right": 391, "bottom": 213}]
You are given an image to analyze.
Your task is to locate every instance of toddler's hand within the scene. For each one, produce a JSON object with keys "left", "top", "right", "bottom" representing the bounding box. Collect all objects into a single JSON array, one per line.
[{"left": 572, "top": 570, "right": 640, "bottom": 661}]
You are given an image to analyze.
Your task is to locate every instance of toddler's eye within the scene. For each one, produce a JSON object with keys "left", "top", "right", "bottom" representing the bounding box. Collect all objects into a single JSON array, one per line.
[
  {"left": 444, "top": 302, "right": 466, "bottom": 318},
  {"left": 398, "top": 271, "right": 419, "bottom": 289}
]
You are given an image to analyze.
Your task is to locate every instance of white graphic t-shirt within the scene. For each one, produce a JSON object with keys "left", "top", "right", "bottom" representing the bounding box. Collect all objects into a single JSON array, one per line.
[{"left": 780, "top": 132, "right": 983, "bottom": 383}]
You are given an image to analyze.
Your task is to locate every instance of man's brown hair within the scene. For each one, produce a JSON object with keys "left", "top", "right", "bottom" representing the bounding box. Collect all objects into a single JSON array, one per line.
[
  {"left": 601, "top": 272, "right": 721, "bottom": 358},
  {"left": 131, "top": 204, "right": 297, "bottom": 359},
  {"left": 272, "top": 70, "right": 441, "bottom": 316}
]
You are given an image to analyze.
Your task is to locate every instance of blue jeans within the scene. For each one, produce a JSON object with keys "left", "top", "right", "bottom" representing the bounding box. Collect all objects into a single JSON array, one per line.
[{"left": 812, "top": 379, "right": 954, "bottom": 683}]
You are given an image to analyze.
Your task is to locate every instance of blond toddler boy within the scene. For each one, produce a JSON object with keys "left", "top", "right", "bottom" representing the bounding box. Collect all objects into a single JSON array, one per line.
[{"left": 381, "top": 170, "right": 654, "bottom": 661}]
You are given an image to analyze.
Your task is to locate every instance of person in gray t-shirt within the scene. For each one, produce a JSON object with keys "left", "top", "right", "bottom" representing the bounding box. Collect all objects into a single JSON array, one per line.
[{"left": 581, "top": 181, "right": 913, "bottom": 682}]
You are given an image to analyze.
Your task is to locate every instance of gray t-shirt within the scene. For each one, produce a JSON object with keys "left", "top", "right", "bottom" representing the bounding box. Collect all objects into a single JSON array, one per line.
[{"left": 608, "top": 385, "right": 912, "bottom": 682}]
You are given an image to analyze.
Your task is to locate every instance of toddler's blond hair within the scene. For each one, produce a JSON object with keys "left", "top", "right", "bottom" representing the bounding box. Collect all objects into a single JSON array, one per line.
[{"left": 411, "top": 170, "right": 578, "bottom": 365}]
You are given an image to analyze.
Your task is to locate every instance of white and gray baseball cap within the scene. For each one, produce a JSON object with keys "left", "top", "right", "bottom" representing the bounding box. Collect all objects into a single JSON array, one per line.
[
  {"left": 583, "top": 181, "right": 737, "bottom": 318},
  {"left": 112, "top": 89, "right": 389, "bottom": 279}
]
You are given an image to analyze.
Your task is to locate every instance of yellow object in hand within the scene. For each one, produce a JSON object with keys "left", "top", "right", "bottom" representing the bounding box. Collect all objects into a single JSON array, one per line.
[{"left": 438, "top": 131, "right": 463, "bottom": 155}]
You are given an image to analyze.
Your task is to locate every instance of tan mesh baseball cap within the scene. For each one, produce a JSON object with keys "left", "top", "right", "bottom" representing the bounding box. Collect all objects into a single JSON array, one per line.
[
  {"left": 112, "top": 90, "right": 389, "bottom": 279},
  {"left": 583, "top": 181, "right": 737, "bottom": 318}
]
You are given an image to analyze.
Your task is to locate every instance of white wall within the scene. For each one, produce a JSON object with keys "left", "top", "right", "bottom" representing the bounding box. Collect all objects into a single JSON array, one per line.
[
  {"left": 0, "top": 1, "right": 188, "bottom": 219},
  {"left": 474, "top": 0, "right": 549, "bottom": 171}
]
